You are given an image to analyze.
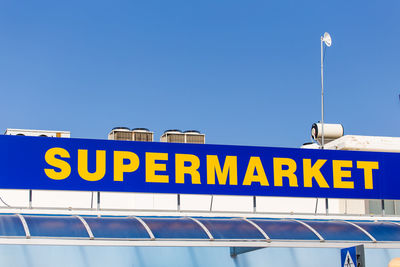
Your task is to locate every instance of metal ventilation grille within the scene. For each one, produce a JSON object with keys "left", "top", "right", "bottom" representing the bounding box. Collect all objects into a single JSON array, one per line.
[
  {"left": 114, "top": 131, "right": 132, "bottom": 141},
  {"left": 133, "top": 132, "right": 153, "bottom": 142},
  {"left": 167, "top": 134, "right": 185, "bottom": 143},
  {"left": 185, "top": 134, "right": 205, "bottom": 144}
]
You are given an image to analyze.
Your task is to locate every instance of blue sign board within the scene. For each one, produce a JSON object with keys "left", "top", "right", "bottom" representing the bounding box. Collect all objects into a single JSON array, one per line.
[
  {"left": 0, "top": 135, "right": 399, "bottom": 199},
  {"left": 341, "top": 246, "right": 357, "bottom": 267},
  {"left": 341, "top": 245, "right": 365, "bottom": 267}
]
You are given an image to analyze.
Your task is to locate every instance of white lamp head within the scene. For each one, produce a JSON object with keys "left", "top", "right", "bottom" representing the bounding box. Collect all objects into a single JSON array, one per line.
[{"left": 322, "top": 32, "right": 332, "bottom": 47}]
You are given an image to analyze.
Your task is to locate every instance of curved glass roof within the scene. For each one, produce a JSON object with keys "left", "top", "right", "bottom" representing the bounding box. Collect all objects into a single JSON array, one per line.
[
  {"left": 84, "top": 217, "right": 150, "bottom": 239},
  {"left": 196, "top": 218, "right": 265, "bottom": 240},
  {"left": 353, "top": 221, "right": 400, "bottom": 241},
  {"left": 141, "top": 217, "right": 209, "bottom": 239},
  {"left": 24, "top": 215, "right": 89, "bottom": 238},
  {"left": 298, "top": 220, "right": 372, "bottom": 241},
  {"left": 3, "top": 214, "right": 400, "bottom": 244},
  {"left": 0, "top": 215, "right": 26, "bottom": 237},
  {"left": 250, "top": 219, "right": 320, "bottom": 240}
]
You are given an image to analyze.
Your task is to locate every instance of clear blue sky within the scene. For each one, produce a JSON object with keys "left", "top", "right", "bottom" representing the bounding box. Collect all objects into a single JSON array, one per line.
[{"left": 0, "top": 1, "right": 398, "bottom": 147}]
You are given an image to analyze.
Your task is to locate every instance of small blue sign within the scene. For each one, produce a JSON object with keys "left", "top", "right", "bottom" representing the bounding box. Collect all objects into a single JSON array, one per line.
[
  {"left": 341, "top": 246, "right": 357, "bottom": 267},
  {"left": 0, "top": 135, "right": 398, "bottom": 199},
  {"left": 341, "top": 245, "right": 365, "bottom": 267}
]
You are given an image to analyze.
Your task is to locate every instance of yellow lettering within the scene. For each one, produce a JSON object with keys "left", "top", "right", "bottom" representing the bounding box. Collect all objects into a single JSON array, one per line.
[
  {"left": 44, "top": 147, "right": 71, "bottom": 180},
  {"left": 78, "top": 150, "right": 106, "bottom": 182},
  {"left": 146, "top": 152, "right": 169, "bottom": 183},
  {"left": 303, "top": 159, "right": 329, "bottom": 188},
  {"left": 206, "top": 155, "right": 237, "bottom": 185},
  {"left": 114, "top": 151, "right": 140, "bottom": 181},
  {"left": 243, "top": 157, "right": 269, "bottom": 186},
  {"left": 332, "top": 160, "right": 353, "bottom": 189},
  {"left": 273, "top": 158, "right": 298, "bottom": 187},
  {"left": 175, "top": 154, "right": 201, "bottom": 184},
  {"left": 357, "top": 161, "right": 379, "bottom": 189}
]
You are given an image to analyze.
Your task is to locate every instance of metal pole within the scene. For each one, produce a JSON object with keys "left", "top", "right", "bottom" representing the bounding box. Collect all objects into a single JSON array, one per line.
[
  {"left": 325, "top": 198, "right": 329, "bottom": 214},
  {"left": 321, "top": 37, "right": 328, "bottom": 215},
  {"left": 90, "top": 192, "right": 94, "bottom": 209},
  {"left": 253, "top": 196, "right": 256, "bottom": 213},
  {"left": 97, "top": 192, "right": 100, "bottom": 211},
  {"left": 321, "top": 37, "right": 325, "bottom": 150},
  {"left": 29, "top": 190, "right": 32, "bottom": 209},
  {"left": 177, "top": 194, "right": 181, "bottom": 211}
]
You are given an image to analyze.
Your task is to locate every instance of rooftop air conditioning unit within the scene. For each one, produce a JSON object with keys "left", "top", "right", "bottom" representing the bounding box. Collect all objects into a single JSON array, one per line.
[
  {"left": 108, "top": 127, "right": 132, "bottom": 141},
  {"left": 184, "top": 130, "right": 205, "bottom": 144},
  {"left": 132, "top": 128, "right": 153, "bottom": 142},
  {"left": 4, "top": 128, "right": 70, "bottom": 138},
  {"left": 160, "top": 129, "right": 185, "bottom": 143}
]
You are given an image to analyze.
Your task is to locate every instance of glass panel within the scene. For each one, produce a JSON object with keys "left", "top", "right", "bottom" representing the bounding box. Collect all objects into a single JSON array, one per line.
[
  {"left": 368, "top": 200, "right": 397, "bottom": 215},
  {"left": 24, "top": 215, "right": 89, "bottom": 238},
  {"left": 303, "top": 220, "right": 372, "bottom": 241},
  {"left": 368, "top": 200, "right": 383, "bottom": 215},
  {"left": 0, "top": 215, "right": 26, "bottom": 237},
  {"left": 384, "top": 200, "right": 395, "bottom": 215},
  {"left": 354, "top": 221, "right": 400, "bottom": 241},
  {"left": 196, "top": 218, "right": 264, "bottom": 240},
  {"left": 84, "top": 217, "right": 150, "bottom": 239},
  {"left": 250, "top": 219, "right": 320, "bottom": 240},
  {"left": 141, "top": 217, "right": 209, "bottom": 239},
  {"left": 395, "top": 201, "right": 400, "bottom": 215}
]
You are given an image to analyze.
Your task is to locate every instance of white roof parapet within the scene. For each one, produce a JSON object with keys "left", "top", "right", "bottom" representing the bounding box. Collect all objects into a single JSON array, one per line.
[
  {"left": 4, "top": 128, "right": 70, "bottom": 134},
  {"left": 301, "top": 143, "right": 320, "bottom": 149},
  {"left": 301, "top": 135, "right": 400, "bottom": 153},
  {"left": 323, "top": 135, "right": 400, "bottom": 153}
]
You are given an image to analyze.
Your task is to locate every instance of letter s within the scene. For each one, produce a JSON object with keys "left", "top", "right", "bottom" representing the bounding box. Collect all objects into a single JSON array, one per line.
[{"left": 44, "top": 148, "right": 71, "bottom": 180}]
